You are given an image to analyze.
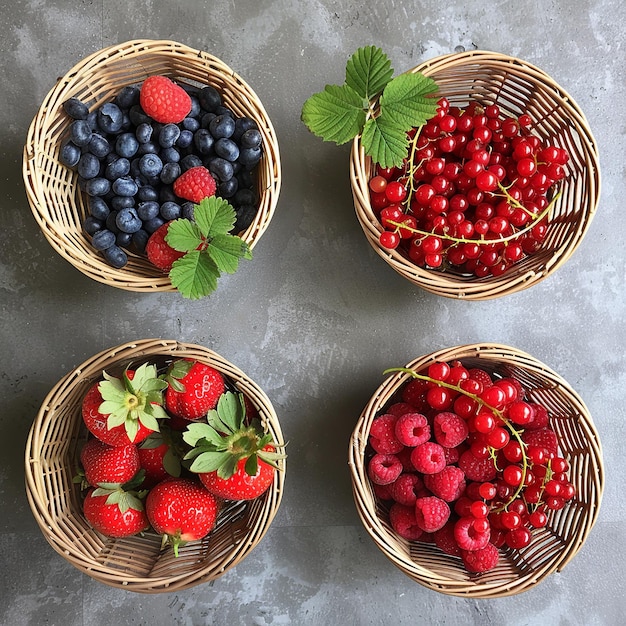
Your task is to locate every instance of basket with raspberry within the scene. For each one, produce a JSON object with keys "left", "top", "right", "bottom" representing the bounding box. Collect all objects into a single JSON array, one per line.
[{"left": 349, "top": 343, "right": 603, "bottom": 598}]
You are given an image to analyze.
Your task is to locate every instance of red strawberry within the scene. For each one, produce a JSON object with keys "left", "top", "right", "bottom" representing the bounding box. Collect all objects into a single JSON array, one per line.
[
  {"left": 173, "top": 166, "right": 217, "bottom": 203},
  {"left": 164, "top": 359, "right": 225, "bottom": 420},
  {"left": 83, "top": 487, "right": 149, "bottom": 538},
  {"left": 79, "top": 438, "right": 140, "bottom": 487},
  {"left": 81, "top": 363, "right": 168, "bottom": 447},
  {"left": 139, "top": 75, "right": 192, "bottom": 124},
  {"left": 183, "top": 390, "right": 285, "bottom": 501},
  {"left": 137, "top": 431, "right": 182, "bottom": 489},
  {"left": 145, "top": 477, "right": 218, "bottom": 556},
  {"left": 146, "top": 222, "right": 186, "bottom": 272}
]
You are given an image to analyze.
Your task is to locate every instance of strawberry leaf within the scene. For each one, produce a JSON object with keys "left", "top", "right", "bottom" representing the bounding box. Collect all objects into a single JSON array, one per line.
[
  {"left": 163, "top": 448, "right": 181, "bottom": 477},
  {"left": 217, "top": 454, "right": 238, "bottom": 479},
  {"left": 138, "top": 412, "right": 160, "bottom": 434},
  {"left": 216, "top": 392, "right": 245, "bottom": 433},
  {"left": 165, "top": 218, "right": 203, "bottom": 253},
  {"left": 207, "top": 233, "right": 252, "bottom": 274},
  {"left": 244, "top": 453, "right": 259, "bottom": 477},
  {"left": 195, "top": 196, "right": 237, "bottom": 237},
  {"left": 188, "top": 450, "right": 232, "bottom": 474},
  {"left": 169, "top": 250, "right": 220, "bottom": 300},
  {"left": 345, "top": 45, "right": 394, "bottom": 100},
  {"left": 183, "top": 422, "right": 225, "bottom": 448}
]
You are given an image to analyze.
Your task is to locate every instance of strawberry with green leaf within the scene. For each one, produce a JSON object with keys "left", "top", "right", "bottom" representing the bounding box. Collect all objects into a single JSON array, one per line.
[
  {"left": 164, "top": 196, "right": 253, "bottom": 299},
  {"left": 301, "top": 45, "right": 439, "bottom": 168},
  {"left": 83, "top": 486, "right": 149, "bottom": 538},
  {"left": 81, "top": 362, "right": 169, "bottom": 447},
  {"left": 182, "top": 391, "right": 285, "bottom": 501}
]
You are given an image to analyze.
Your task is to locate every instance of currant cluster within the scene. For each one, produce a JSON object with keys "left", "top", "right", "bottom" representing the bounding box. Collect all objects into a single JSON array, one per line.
[
  {"left": 366, "top": 360, "right": 576, "bottom": 573},
  {"left": 369, "top": 98, "right": 570, "bottom": 278}
]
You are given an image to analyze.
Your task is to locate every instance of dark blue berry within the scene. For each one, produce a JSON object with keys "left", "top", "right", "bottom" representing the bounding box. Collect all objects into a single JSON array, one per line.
[
  {"left": 115, "top": 133, "right": 139, "bottom": 158},
  {"left": 194, "top": 129, "right": 214, "bottom": 155},
  {"left": 188, "top": 95, "right": 202, "bottom": 118},
  {"left": 215, "top": 105, "right": 235, "bottom": 118},
  {"left": 198, "top": 85, "right": 222, "bottom": 112},
  {"left": 83, "top": 215, "right": 104, "bottom": 235},
  {"left": 137, "top": 200, "right": 160, "bottom": 221},
  {"left": 201, "top": 112, "right": 216, "bottom": 129},
  {"left": 159, "top": 186, "right": 178, "bottom": 204},
  {"left": 233, "top": 116, "right": 258, "bottom": 141},
  {"left": 238, "top": 146, "right": 262, "bottom": 167},
  {"left": 180, "top": 154, "right": 203, "bottom": 171},
  {"left": 181, "top": 117, "right": 200, "bottom": 132},
  {"left": 144, "top": 216, "right": 166, "bottom": 233},
  {"left": 116, "top": 231, "right": 134, "bottom": 247},
  {"left": 69, "top": 119, "right": 93, "bottom": 147},
  {"left": 160, "top": 162, "right": 181, "bottom": 185},
  {"left": 84, "top": 177, "right": 111, "bottom": 196},
  {"left": 137, "top": 186, "right": 159, "bottom": 202},
  {"left": 88, "top": 133, "right": 112, "bottom": 158},
  {"left": 233, "top": 205, "right": 257, "bottom": 233},
  {"left": 139, "top": 153, "right": 163, "bottom": 178},
  {"left": 89, "top": 197, "right": 111, "bottom": 220},
  {"left": 176, "top": 129, "right": 194, "bottom": 149},
  {"left": 110, "top": 195, "right": 135, "bottom": 210},
  {"left": 97, "top": 103, "right": 124, "bottom": 134},
  {"left": 115, "top": 85, "right": 140, "bottom": 109},
  {"left": 91, "top": 228, "right": 116, "bottom": 250},
  {"left": 215, "top": 138, "right": 239, "bottom": 162},
  {"left": 105, "top": 211, "right": 120, "bottom": 233},
  {"left": 63, "top": 97, "right": 89, "bottom": 120},
  {"left": 234, "top": 187, "right": 257, "bottom": 207},
  {"left": 158, "top": 124, "right": 180, "bottom": 148},
  {"left": 218, "top": 177, "right": 238, "bottom": 198},
  {"left": 181, "top": 202, "right": 195, "bottom": 220},
  {"left": 105, "top": 157, "right": 131, "bottom": 180},
  {"left": 60, "top": 141, "right": 81, "bottom": 168},
  {"left": 112, "top": 176, "right": 139, "bottom": 197},
  {"left": 209, "top": 114, "right": 235, "bottom": 139},
  {"left": 129, "top": 105, "right": 152, "bottom": 127},
  {"left": 103, "top": 244, "right": 128, "bottom": 268},
  {"left": 116, "top": 207, "right": 142, "bottom": 233},
  {"left": 160, "top": 147, "right": 181, "bottom": 164},
  {"left": 207, "top": 157, "right": 234, "bottom": 181},
  {"left": 240, "top": 128, "right": 263, "bottom": 149},
  {"left": 135, "top": 122, "right": 153, "bottom": 144},
  {"left": 137, "top": 142, "right": 159, "bottom": 156},
  {"left": 132, "top": 229, "right": 150, "bottom": 253},
  {"left": 160, "top": 201, "right": 182, "bottom": 221}
]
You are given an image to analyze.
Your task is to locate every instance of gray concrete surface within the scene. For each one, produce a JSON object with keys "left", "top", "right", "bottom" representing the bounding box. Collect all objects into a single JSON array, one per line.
[{"left": 1, "top": 1, "right": 624, "bottom": 624}]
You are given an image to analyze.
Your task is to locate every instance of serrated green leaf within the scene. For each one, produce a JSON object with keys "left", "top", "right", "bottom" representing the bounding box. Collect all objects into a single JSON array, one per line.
[
  {"left": 217, "top": 392, "right": 244, "bottom": 433},
  {"left": 379, "top": 72, "right": 439, "bottom": 127},
  {"left": 301, "top": 84, "right": 367, "bottom": 145},
  {"left": 195, "top": 196, "right": 237, "bottom": 237},
  {"left": 169, "top": 250, "right": 220, "bottom": 300},
  {"left": 361, "top": 115, "right": 410, "bottom": 169},
  {"left": 345, "top": 45, "right": 394, "bottom": 100},
  {"left": 189, "top": 450, "right": 233, "bottom": 474},
  {"left": 165, "top": 218, "right": 204, "bottom": 253},
  {"left": 207, "top": 234, "right": 252, "bottom": 274}
]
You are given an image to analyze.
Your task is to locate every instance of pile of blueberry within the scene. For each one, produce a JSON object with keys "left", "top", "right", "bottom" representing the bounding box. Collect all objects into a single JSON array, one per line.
[{"left": 60, "top": 82, "right": 264, "bottom": 269}]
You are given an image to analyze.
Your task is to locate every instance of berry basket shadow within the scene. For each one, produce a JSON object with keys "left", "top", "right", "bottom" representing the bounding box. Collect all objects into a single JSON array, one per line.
[
  {"left": 350, "top": 50, "right": 600, "bottom": 300},
  {"left": 348, "top": 343, "right": 604, "bottom": 598},
  {"left": 23, "top": 39, "right": 281, "bottom": 293},
  {"left": 24, "top": 339, "right": 286, "bottom": 593}
]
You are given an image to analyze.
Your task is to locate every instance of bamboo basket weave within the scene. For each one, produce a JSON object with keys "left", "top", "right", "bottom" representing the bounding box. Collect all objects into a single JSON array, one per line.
[
  {"left": 350, "top": 50, "right": 601, "bottom": 300},
  {"left": 23, "top": 39, "right": 281, "bottom": 292},
  {"left": 24, "top": 339, "right": 286, "bottom": 593},
  {"left": 348, "top": 343, "right": 603, "bottom": 598}
]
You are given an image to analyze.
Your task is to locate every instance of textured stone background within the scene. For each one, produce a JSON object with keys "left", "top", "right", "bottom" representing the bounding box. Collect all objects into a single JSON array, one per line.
[{"left": 1, "top": 1, "right": 624, "bottom": 624}]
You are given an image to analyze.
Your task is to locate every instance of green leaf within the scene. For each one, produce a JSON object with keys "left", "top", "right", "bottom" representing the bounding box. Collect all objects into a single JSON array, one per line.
[
  {"left": 124, "top": 417, "right": 140, "bottom": 443},
  {"left": 217, "top": 392, "right": 245, "bottom": 433},
  {"left": 169, "top": 250, "right": 220, "bottom": 300},
  {"left": 165, "top": 218, "right": 204, "bottom": 253},
  {"left": 162, "top": 448, "right": 181, "bottom": 477},
  {"left": 182, "top": 422, "right": 224, "bottom": 448},
  {"left": 244, "top": 453, "right": 259, "bottom": 477},
  {"left": 379, "top": 72, "right": 439, "bottom": 127},
  {"left": 301, "top": 84, "right": 367, "bottom": 145},
  {"left": 207, "top": 234, "right": 252, "bottom": 274},
  {"left": 361, "top": 115, "right": 410, "bottom": 169},
  {"left": 138, "top": 412, "right": 160, "bottom": 434},
  {"left": 195, "top": 196, "right": 237, "bottom": 237},
  {"left": 216, "top": 454, "right": 238, "bottom": 480},
  {"left": 345, "top": 45, "right": 394, "bottom": 100},
  {"left": 189, "top": 450, "right": 232, "bottom": 474}
]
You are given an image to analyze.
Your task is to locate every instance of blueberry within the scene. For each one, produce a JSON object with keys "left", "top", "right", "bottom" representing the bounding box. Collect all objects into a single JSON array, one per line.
[
  {"left": 234, "top": 187, "right": 257, "bottom": 207},
  {"left": 116, "top": 231, "right": 133, "bottom": 247},
  {"left": 215, "top": 138, "right": 239, "bottom": 162},
  {"left": 86, "top": 110, "right": 98, "bottom": 130},
  {"left": 129, "top": 104, "right": 151, "bottom": 127},
  {"left": 194, "top": 129, "right": 214, "bottom": 155},
  {"left": 88, "top": 133, "right": 112, "bottom": 158},
  {"left": 139, "top": 153, "right": 163, "bottom": 177},
  {"left": 91, "top": 228, "right": 116, "bottom": 250},
  {"left": 137, "top": 185, "right": 159, "bottom": 202},
  {"left": 135, "top": 122, "right": 153, "bottom": 144},
  {"left": 218, "top": 177, "right": 238, "bottom": 198},
  {"left": 180, "top": 154, "right": 203, "bottom": 171},
  {"left": 115, "top": 85, "right": 140, "bottom": 110},
  {"left": 60, "top": 141, "right": 81, "bottom": 168},
  {"left": 158, "top": 124, "right": 181, "bottom": 148},
  {"left": 176, "top": 129, "right": 194, "bottom": 149},
  {"left": 188, "top": 94, "right": 202, "bottom": 118},
  {"left": 198, "top": 85, "right": 222, "bottom": 112},
  {"left": 240, "top": 128, "right": 263, "bottom": 149},
  {"left": 233, "top": 205, "right": 257, "bottom": 233},
  {"left": 105, "top": 211, "right": 120, "bottom": 233},
  {"left": 63, "top": 97, "right": 89, "bottom": 120},
  {"left": 160, "top": 162, "right": 180, "bottom": 186},
  {"left": 115, "top": 133, "right": 139, "bottom": 158},
  {"left": 77, "top": 153, "right": 102, "bottom": 179},
  {"left": 112, "top": 176, "right": 139, "bottom": 197},
  {"left": 181, "top": 117, "right": 200, "bottom": 132},
  {"left": 144, "top": 216, "right": 165, "bottom": 233},
  {"left": 237, "top": 169, "right": 255, "bottom": 189},
  {"left": 105, "top": 156, "right": 131, "bottom": 180},
  {"left": 207, "top": 157, "right": 234, "bottom": 181},
  {"left": 137, "top": 200, "right": 160, "bottom": 221},
  {"left": 160, "top": 201, "right": 182, "bottom": 221},
  {"left": 233, "top": 116, "right": 258, "bottom": 141},
  {"left": 209, "top": 114, "right": 235, "bottom": 139},
  {"left": 238, "top": 146, "right": 262, "bottom": 167},
  {"left": 69, "top": 119, "right": 93, "bottom": 147},
  {"left": 97, "top": 102, "right": 124, "bottom": 134},
  {"left": 201, "top": 112, "right": 216, "bottom": 129},
  {"left": 159, "top": 185, "right": 178, "bottom": 204},
  {"left": 215, "top": 105, "right": 235, "bottom": 118},
  {"left": 181, "top": 201, "right": 195, "bottom": 220},
  {"left": 103, "top": 244, "right": 128, "bottom": 268},
  {"left": 85, "top": 177, "right": 112, "bottom": 196},
  {"left": 110, "top": 195, "right": 135, "bottom": 211},
  {"left": 132, "top": 229, "right": 150, "bottom": 253},
  {"left": 83, "top": 215, "right": 104, "bottom": 235},
  {"left": 160, "top": 147, "right": 181, "bottom": 164},
  {"left": 116, "top": 207, "right": 142, "bottom": 233},
  {"left": 137, "top": 141, "right": 159, "bottom": 156}
]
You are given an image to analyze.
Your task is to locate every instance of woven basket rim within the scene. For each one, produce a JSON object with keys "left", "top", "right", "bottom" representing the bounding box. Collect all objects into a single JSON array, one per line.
[
  {"left": 23, "top": 39, "right": 282, "bottom": 293},
  {"left": 24, "top": 338, "right": 286, "bottom": 593},
  {"left": 348, "top": 342, "right": 604, "bottom": 598},
  {"left": 350, "top": 50, "right": 601, "bottom": 300}
]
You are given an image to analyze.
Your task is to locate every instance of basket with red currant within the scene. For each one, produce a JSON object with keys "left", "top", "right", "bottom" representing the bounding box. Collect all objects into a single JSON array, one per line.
[{"left": 349, "top": 344, "right": 603, "bottom": 597}]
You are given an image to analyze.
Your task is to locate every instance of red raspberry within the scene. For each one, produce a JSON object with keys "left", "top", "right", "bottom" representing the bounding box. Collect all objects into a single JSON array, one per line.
[
  {"left": 401, "top": 378, "right": 430, "bottom": 411},
  {"left": 458, "top": 449, "right": 497, "bottom": 482},
  {"left": 468, "top": 367, "right": 494, "bottom": 389},
  {"left": 522, "top": 427, "right": 558, "bottom": 456},
  {"left": 371, "top": 482, "right": 394, "bottom": 501},
  {"left": 442, "top": 445, "right": 461, "bottom": 465},
  {"left": 173, "top": 166, "right": 217, "bottom": 203},
  {"left": 525, "top": 403, "right": 549, "bottom": 429},
  {"left": 454, "top": 515, "right": 491, "bottom": 551},
  {"left": 369, "top": 414, "right": 404, "bottom": 454},
  {"left": 146, "top": 222, "right": 186, "bottom": 271},
  {"left": 386, "top": 402, "right": 416, "bottom": 417},
  {"left": 389, "top": 473, "right": 424, "bottom": 506},
  {"left": 367, "top": 453, "right": 403, "bottom": 485},
  {"left": 140, "top": 75, "right": 192, "bottom": 124},
  {"left": 389, "top": 503, "right": 423, "bottom": 541},
  {"left": 433, "top": 411, "right": 469, "bottom": 447},
  {"left": 394, "top": 412, "right": 431, "bottom": 447},
  {"left": 433, "top": 522, "right": 461, "bottom": 556},
  {"left": 414, "top": 496, "right": 450, "bottom": 533},
  {"left": 410, "top": 441, "right": 447, "bottom": 475},
  {"left": 423, "top": 465, "right": 466, "bottom": 502},
  {"left": 461, "top": 542, "right": 500, "bottom": 573}
]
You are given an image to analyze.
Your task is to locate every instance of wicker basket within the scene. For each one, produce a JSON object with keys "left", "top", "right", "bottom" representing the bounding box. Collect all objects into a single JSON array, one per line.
[
  {"left": 350, "top": 50, "right": 601, "bottom": 300},
  {"left": 24, "top": 339, "right": 286, "bottom": 593},
  {"left": 348, "top": 343, "right": 604, "bottom": 598},
  {"left": 23, "top": 39, "right": 281, "bottom": 292}
]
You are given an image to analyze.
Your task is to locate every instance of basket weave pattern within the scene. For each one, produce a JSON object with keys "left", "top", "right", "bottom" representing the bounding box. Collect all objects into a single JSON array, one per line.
[
  {"left": 350, "top": 50, "right": 601, "bottom": 300},
  {"left": 348, "top": 343, "right": 604, "bottom": 598},
  {"left": 25, "top": 339, "right": 286, "bottom": 593},
  {"left": 23, "top": 39, "right": 281, "bottom": 292}
]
